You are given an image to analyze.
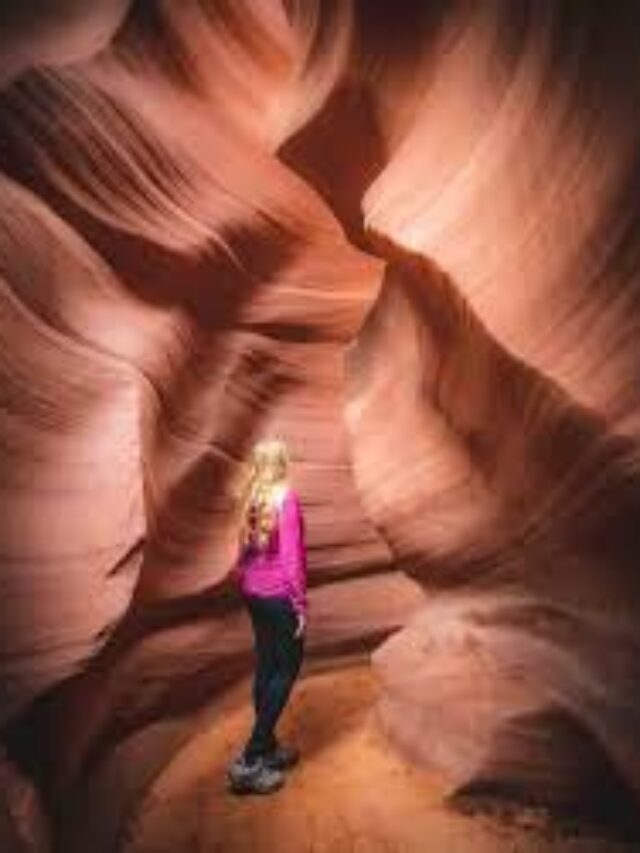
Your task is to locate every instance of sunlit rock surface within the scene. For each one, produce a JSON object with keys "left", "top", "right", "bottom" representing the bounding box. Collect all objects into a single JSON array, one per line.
[{"left": 1, "top": 1, "right": 640, "bottom": 849}]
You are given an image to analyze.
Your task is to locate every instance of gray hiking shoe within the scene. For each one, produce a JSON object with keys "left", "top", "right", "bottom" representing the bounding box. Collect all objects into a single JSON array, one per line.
[
  {"left": 263, "top": 744, "right": 300, "bottom": 771},
  {"left": 227, "top": 755, "right": 285, "bottom": 795}
]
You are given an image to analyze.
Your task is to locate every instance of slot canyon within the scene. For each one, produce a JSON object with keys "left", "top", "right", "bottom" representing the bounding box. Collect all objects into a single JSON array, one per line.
[{"left": 1, "top": 1, "right": 640, "bottom": 850}]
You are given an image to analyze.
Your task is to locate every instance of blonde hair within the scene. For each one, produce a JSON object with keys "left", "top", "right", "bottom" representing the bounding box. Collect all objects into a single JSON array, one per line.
[{"left": 240, "top": 438, "right": 289, "bottom": 549}]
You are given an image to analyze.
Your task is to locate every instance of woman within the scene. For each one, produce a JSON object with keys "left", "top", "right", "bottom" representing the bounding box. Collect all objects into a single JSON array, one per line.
[{"left": 227, "top": 438, "right": 308, "bottom": 795}]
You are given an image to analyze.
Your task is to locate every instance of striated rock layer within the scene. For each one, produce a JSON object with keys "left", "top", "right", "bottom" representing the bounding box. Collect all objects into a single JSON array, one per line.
[{"left": 1, "top": 0, "right": 640, "bottom": 849}]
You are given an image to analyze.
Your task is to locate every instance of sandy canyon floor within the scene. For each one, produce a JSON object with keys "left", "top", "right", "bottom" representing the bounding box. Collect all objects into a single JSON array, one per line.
[{"left": 125, "top": 662, "right": 633, "bottom": 853}]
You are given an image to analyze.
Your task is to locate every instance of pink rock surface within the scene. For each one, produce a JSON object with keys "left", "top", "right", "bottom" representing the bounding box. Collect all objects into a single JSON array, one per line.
[{"left": 0, "top": 1, "right": 640, "bottom": 848}]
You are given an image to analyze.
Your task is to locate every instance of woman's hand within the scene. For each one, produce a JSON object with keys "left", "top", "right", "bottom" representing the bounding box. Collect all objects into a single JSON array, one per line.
[{"left": 294, "top": 612, "right": 306, "bottom": 638}]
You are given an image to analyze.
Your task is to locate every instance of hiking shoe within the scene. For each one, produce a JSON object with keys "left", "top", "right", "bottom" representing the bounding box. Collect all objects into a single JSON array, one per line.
[
  {"left": 227, "top": 756, "right": 285, "bottom": 795},
  {"left": 263, "top": 744, "right": 300, "bottom": 771}
]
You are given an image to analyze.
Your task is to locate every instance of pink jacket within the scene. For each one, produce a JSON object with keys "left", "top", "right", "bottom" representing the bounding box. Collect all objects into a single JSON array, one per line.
[{"left": 234, "top": 489, "right": 308, "bottom": 616}]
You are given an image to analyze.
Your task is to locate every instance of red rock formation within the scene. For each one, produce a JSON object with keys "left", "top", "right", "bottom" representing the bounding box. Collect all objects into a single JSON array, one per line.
[{"left": 1, "top": 1, "right": 640, "bottom": 849}]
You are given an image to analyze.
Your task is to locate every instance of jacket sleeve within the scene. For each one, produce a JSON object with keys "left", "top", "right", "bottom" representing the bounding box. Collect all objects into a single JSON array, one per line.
[{"left": 279, "top": 490, "right": 308, "bottom": 616}]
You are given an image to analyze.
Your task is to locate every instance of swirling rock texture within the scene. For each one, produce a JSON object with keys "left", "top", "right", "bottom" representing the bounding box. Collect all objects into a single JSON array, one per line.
[{"left": 1, "top": 0, "right": 640, "bottom": 850}]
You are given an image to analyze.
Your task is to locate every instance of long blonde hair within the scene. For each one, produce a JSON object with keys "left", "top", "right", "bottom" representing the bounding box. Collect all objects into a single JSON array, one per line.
[{"left": 240, "top": 438, "right": 289, "bottom": 549}]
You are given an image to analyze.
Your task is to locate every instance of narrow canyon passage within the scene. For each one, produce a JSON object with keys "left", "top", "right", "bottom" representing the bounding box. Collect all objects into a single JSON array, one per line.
[{"left": 2, "top": 2, "right": 640, "bottom": 852}]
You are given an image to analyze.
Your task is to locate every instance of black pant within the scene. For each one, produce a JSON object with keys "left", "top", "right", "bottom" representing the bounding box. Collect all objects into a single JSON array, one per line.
[{"left": 243, "top": 595, "right": 304, "bottom": 761}]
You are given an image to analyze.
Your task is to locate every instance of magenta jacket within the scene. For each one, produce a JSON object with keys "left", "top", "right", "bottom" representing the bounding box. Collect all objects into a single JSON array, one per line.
[{"left": 234, "top": 489, "right": 308, "bottom": 616}]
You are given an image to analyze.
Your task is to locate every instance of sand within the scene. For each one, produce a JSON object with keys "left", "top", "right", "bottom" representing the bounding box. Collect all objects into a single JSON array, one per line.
[{"left": 125, "top": 662, "right": 632, "bottom": 853}]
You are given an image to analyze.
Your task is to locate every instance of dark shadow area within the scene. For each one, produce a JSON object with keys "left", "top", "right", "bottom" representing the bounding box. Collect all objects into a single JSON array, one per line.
[
  {"left": 279, "top": 81, "right": 387, "bottom": 252},
  {"left": 449, "top": 708, "right": 640, "bottom": 843}
]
